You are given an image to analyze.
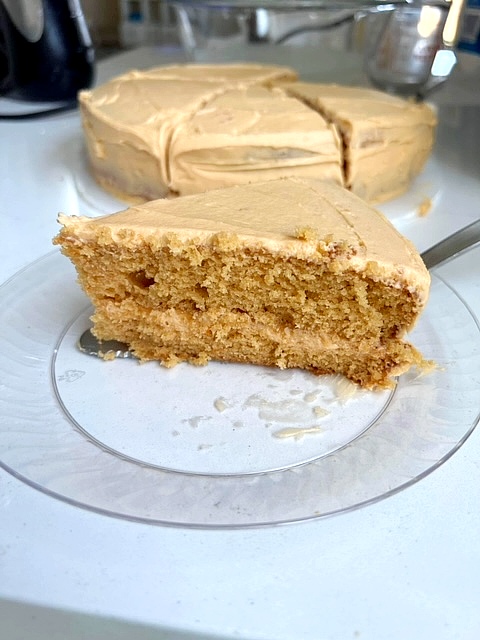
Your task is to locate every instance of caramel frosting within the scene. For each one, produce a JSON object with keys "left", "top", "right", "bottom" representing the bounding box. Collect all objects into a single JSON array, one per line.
[
  {"left": 284, "top": 82, "right": 437, "bottom": 203},
  {"left": 57, "top": 177, "right": 430, "bottom": 304}
]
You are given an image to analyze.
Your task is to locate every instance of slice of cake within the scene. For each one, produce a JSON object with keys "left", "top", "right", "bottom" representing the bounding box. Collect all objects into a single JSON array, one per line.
[
  {"left": 80, "top": 77, "right": 226, "bottom": 201},
  {"left": 54, "top": 177, "right": 430, "bottom": 389},
  {"left": 79, "top": 63, "right": 437, "bottom": 205},
  {"left": 168, "top": 85, "right": 342, "bottom": 195},
  {"left": 284, "top": 82, "right": 437, "bottom": 203}
]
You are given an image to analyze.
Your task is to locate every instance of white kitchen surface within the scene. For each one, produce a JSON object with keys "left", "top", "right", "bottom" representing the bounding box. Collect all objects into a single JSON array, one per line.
[{"left": 1, "top": 45, "right": 480, "bottom": 639}]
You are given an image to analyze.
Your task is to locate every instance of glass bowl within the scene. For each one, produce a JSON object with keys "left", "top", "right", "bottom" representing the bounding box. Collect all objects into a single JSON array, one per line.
[{"left": 166, "top": 0, "right": 460, "bottom": 95}]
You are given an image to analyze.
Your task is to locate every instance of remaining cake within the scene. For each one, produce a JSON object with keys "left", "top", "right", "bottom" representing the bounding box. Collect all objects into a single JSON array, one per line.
[
  {"left": 79, "top": 63, "right": 436, "bottom": 205},
  {"left": 54, "top": 177, "right": 430, "bottom": 389}
]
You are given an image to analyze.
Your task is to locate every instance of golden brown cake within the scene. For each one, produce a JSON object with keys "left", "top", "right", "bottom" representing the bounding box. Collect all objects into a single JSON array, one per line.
[
  {"left": 54, "top": 177, "right": 430, "bottom": 389},
  {"left": 78, "top": 63, "right": 436, "bottom": 205}
]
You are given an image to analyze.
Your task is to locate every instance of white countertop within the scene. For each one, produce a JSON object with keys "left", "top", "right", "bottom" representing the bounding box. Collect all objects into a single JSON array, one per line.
[{"left": 1, "top": 46, "right": 480, "bottom": 640}]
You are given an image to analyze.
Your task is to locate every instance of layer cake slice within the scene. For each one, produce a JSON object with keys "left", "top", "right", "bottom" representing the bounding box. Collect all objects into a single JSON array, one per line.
[
  {"left": 54, "top": 177, "right": 430, "bottom": 389},
  {"left": 168, "top": 85, "right": 342, "bottom": 195}
]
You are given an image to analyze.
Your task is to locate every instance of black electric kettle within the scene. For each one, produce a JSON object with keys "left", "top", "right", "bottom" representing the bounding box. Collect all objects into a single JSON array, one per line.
[{"left": 0, "top": 0, "right": 94, "bottom": 103}]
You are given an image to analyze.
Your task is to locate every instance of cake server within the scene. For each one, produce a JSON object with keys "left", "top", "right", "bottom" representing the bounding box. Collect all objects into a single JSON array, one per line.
[
  {"left": 419, "top": 218, "right": 480, "bottom": 270},
  {"left": 78, "top": 330, "right": 133, "bottom": 359},
  {"left": 77, "top": 218, "right": 480, "bottom": 358}
]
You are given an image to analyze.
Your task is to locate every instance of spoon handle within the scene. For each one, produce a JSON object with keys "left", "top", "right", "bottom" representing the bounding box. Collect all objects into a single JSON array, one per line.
[{"left": 420, "top": 219, "right": 480, "bottom": 270}]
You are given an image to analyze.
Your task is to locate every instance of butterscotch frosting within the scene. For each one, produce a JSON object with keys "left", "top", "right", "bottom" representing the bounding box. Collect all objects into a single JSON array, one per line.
[
  {"left": 127, "top": 62, "right": 298, "bottom": 85},
  {"left": 79, "top": 63, "right": 436, "bottom": 205}
]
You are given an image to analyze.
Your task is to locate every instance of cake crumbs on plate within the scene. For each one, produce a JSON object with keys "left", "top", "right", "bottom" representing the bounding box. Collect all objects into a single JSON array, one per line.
[{"left": 417, "top": 197, "right": 433, "bottom": 217}]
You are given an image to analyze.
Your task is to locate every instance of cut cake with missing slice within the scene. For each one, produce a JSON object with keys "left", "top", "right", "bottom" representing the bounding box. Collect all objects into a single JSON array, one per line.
[
  {"left": 79, "top": 63, "right": 437, "bottom": 205},
  {"left": 54, "top": 177, "right": 430, "bottom": 389}
]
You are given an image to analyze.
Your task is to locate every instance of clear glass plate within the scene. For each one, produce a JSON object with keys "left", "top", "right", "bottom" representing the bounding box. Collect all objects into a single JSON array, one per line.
[{"left": 0, "top": 250, "right": 479, "bottom": 528}]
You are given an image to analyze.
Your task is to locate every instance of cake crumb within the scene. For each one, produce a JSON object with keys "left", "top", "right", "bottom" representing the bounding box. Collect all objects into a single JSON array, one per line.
[
  {"left": 411, "top": 358, "right": 440, "bottom": 379},
  {"left": 417, "top": 197, "right": 432, "bottom": 217},
  {"left": 98, "top": 350, "right": 117, "bottom": 361},
  {"left": 182, "top": 416, "right": 211, "bottom": 428},
  {"left": 333, "top": 376, "right": 360, "bottom": 403},
  {"left": 214, "top": 397, "right": 232, "bottom": 412},
  {"left": 295, "top": 226, "right": 318, "bottom": 242}
]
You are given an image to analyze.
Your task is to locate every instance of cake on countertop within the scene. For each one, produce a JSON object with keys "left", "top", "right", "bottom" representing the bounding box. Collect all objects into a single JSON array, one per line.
[
  {"left": 54, "top": 177, "right": 430, "bottom": 389},
  {"left": 79, "top": 63, "right": 437, "bottom": 205}
]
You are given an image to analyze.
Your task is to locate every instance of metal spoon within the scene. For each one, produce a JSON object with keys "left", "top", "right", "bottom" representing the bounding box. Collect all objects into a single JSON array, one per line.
[
  {"left": 77, "top": 330, "right": 133, "bottom": 359},
  {"left": 419, "top": 218, "right": 480, "bottom": 270},
  {"left": 77, "top": 219, "right": 480, "bottom": 358}
]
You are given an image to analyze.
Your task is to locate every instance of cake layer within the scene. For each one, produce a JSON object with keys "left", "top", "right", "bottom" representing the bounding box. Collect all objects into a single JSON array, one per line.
[
  {"left": 79, "top": 63, "right": 437, "bottom": 204},
  {"left": 54, "top": 177, "right": 430, "bottom": 389},
  {"left": 91, "top": 304, "right": 425, "bottom": 389}
]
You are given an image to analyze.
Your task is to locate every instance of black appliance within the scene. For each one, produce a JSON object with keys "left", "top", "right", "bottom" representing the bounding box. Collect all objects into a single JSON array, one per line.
[{"left": 0, "top": 0, "right": 94, "bottom": 103}]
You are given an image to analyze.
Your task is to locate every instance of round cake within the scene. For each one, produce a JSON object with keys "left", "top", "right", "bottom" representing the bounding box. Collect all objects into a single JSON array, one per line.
[{"left": 79, "top": 63, "right": 437, "bottom": 205}]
